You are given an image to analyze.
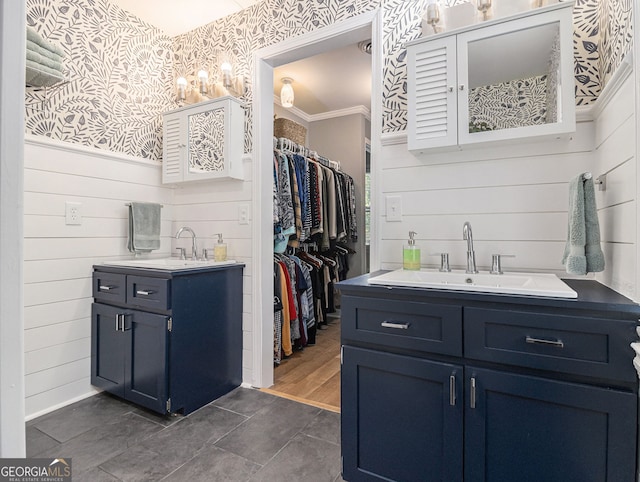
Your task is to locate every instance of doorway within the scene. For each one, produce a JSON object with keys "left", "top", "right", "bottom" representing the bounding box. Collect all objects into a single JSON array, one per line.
[{"left": 251, "top": 10, "right": 383, "bottom": 402}]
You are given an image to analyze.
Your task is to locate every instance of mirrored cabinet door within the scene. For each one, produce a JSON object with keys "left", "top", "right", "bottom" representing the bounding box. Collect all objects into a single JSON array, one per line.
[
  {"left": 456, "top": 5, "right": 574, "bottom": 145},
  {"left": 187, "top": 107, "right": 228, "bottom": 175}
]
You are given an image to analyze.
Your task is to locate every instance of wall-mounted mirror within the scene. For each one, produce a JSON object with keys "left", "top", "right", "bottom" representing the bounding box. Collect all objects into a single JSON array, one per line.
[
  {"left": 466, "top": 21, "right": 561, "bottom": 134},
  {"left": 188, "top": 108, "right": 226, "bottom": 173}
]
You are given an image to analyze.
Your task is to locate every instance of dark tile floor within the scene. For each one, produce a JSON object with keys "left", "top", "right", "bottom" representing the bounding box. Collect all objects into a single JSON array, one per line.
[{"left": 26, "top": 388, "right": 344, "bottom": 482}]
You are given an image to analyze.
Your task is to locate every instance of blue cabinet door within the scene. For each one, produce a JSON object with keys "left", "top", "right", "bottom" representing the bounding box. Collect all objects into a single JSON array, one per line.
[
  {"left": 91, "top": 303, "right": 126, "bottom": 397},
  {"left": 465, "top": 367, "right": 637, "bottom": 482},
  {"left": 342, "top": 346, "right": 463, "bottom": 482},
  {"left": 92, "top": 303, "right": 168, "bottom": 414},
  {"left": 123, "top": 311, "right": 169, "bottom": 414}
]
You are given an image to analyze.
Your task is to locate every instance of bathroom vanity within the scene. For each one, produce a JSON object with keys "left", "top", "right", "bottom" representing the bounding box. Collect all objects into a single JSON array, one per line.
[
  {"left": 91, "top": 262, "right": 243, "bottom": 415},
  {"left": 338, "top": 273, "right": 639, "bottom": 482}
]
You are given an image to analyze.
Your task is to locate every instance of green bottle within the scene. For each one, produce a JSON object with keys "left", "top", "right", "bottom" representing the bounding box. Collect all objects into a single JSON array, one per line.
[{"left": 403, "top": 231, "right": 421, "bottom": 270}]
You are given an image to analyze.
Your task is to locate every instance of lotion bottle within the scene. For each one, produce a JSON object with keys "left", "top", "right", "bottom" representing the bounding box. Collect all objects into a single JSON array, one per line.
[
  {"left": 214, "top": 233, "right": 227, "bottom": 262},
  {"left": 403, "top": 231, "right": 421, "bottom": 270}
]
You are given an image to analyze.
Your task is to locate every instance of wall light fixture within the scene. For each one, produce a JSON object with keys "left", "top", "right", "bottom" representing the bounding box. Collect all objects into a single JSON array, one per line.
[{"left": 281, "top": 78, "right": 294, "bottom": 108}]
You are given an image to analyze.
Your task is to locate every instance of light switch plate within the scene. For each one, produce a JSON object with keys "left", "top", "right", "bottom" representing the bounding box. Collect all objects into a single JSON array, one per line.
[{"left": 386, "top": 195, "right": 402, "bottom": 222}]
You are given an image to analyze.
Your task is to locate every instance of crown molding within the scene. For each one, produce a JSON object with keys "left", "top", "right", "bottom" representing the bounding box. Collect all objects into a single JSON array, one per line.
[{"left": 273, "top": 94, "right": 371, "bottom": 122}]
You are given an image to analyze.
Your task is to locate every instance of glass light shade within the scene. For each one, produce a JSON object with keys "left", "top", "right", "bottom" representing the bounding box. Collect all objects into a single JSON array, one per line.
[
  {"left": 198, "top": 70, "right": 208, "bottom": 94},
  {"left": 176, "top": 76, "right": 188, "bottom": 100},
  {"left": 280, "top": 78, "right": 294, "bottom": 108},
  {"left": 221, "top": 62, "right": 233, "bottom": 87}
]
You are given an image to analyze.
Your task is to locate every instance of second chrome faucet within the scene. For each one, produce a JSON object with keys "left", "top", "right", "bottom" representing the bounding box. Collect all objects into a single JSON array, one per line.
[
  {"left": 463, "top": 221, "right": 478, "bottom": 274},
  {"left": 175, "top": 226, "right": 198, "bottom": 260}
]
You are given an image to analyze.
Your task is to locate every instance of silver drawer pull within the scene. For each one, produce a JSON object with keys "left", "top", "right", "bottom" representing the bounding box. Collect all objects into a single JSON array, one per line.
[
  {"left": 136, "top": 290, "right": 154, "bottom": 296},
  {"left": 526, "top": 335, "right": 564, "bottom": 348},
  {"left": 381, "top": 321, "right": 411, "bottom": 330},
  {"left": 99, "top": 285, "right": 116, "bottom": 291}
]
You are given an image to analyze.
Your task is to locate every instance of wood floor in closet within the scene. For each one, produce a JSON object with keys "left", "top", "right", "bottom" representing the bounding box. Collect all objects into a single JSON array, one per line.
[{"left": 262, "top": 316, "right": 341, "bottom": 413}]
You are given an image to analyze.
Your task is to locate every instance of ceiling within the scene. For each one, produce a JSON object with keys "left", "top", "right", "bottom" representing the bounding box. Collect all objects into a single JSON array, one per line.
[
  {"left": 109, "top": 0, "right": 372, "bottom": 117},
  {"left": 274, "top": 43, "right": 372, "bottom": 117},
  {"left": 110, "top": 0, "right": 261, "bottom": 37}
]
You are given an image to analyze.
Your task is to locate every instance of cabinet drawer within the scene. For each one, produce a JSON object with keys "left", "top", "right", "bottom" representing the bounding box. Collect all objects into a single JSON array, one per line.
[
  {"left": 464, "top": 307, "right": 637, "bottom": 382},
  {"left": 342, "top": 296, "right": 462, "bottom": 356},
  {"left": 127, "top": 276, "right": 170, "bottom": 311},
  {"left": 93, "top": 272, "right": 126, "bottom": 304}
]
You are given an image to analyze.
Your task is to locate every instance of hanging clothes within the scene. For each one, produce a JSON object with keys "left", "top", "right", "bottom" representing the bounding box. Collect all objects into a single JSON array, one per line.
[{"left": 272, "top": 137, "right": 357, "bottom": 365}]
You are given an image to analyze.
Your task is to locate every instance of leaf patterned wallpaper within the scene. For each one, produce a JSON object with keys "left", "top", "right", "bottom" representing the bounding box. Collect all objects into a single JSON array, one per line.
[
  {"left": 25, "top": 0, "right": 173, "bottom": 159},
  {"left": 24, "top": 0, "right": 633, "bottom": 158}
]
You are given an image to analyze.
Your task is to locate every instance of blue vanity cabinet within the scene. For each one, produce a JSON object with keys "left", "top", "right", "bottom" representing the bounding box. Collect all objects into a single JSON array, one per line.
[
  {"left": 338, "top": 276, "right": 640, "bottom": 482},
  {"left": 342, "top": 346, "right": 463, "bottom": 482},
  {"left": 91, "top": 263, "right": 243, "bottom": 415},
  {"left": 465, "top": 367, "right": 637, "bottom": 482}
]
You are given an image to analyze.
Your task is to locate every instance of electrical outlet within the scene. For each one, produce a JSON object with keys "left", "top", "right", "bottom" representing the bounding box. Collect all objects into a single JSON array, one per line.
[
  {"left": 239, "top": 204, "right": 249, "bottom": 225},
  {"left": 65, "top": 201, "right": 82, "bottom": 225}
]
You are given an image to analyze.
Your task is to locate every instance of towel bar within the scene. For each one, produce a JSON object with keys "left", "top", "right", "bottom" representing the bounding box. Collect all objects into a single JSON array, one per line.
[
  {"left": 125, "top": 203, "right": 164, "bottom": 207},
  {"left": 582, "top": 172, "right": 606, "bottom": 191}
]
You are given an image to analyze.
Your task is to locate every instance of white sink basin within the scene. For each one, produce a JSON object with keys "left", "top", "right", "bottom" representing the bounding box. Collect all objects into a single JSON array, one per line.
[
  {"left": 102, "top": 258, "right": 237, "bottom": 271},
  {"left": 368, "top": 269, "right": 577, "bottom": 299}
]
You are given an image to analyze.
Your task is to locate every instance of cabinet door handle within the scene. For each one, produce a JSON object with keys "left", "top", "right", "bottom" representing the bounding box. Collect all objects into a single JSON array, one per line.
[
  {"left": 470, "top": 377, "right": 476, "bottom": 409},
  {"left": 120, "top": 314, "right": 129, "bottom": 331},
  {"left": 449, "top": 374, "right": 456, "bottom": 406},
  {"left": 459, "top": 85, "right": 465, "bottom": 91},
  {"left": 448, "top": 86, "right": 454, "bottom": 92},
  {"left": 114, "top": 314, "right": 125, "bottom": 332},
  {"left": 525, "top": 335, "right": 564, "bottom": 348},
  {"left": 136, "top": 290, "right": 154, "bottom": 296},
  {"left": 381, "top": 321, "right": 411, "bottom": 330},
  {"left": 99, "top": 285, "right": 115, "bottom": 291}
]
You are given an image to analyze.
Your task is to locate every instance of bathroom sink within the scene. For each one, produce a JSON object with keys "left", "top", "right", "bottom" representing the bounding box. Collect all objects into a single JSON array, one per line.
[
  {"left": 102, "top": 258, "right": 237, "bottom": 271},
  {"left": 368, "top": 269, "right": 578, "bottom": 299}
]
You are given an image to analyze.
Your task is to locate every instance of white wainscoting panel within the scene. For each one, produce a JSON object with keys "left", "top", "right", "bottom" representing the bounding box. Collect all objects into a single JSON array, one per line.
[
  {"left": 592, "top": 73, "right": 637, "bottom": 299},
  {"left": 378, "top": 121, "right": 596, "bottom": 275},
  {"left": 24, "top": 137, "right": 171, "bottom": 418},
  {"left": 171, "top": 157, "right": 254, "bottom": 384}
]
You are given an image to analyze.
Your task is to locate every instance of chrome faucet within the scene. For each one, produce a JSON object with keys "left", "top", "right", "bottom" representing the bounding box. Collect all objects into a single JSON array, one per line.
[
  {"left": 175, "top": 227, "right": 198, "bottom": 260},
  {"left": 463, "top": 221, "right": 478, "bottom": 274}
]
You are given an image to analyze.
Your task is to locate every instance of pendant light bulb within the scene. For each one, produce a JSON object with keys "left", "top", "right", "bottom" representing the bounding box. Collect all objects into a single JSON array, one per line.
[{"left": 280, "top": 77, "right": 294, "bottom": 108}]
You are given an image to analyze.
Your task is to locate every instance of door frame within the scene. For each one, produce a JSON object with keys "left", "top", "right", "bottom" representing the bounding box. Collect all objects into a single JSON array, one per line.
[
  {"left": 251, "top": 9, "right": 383, "bottom": 387},
  {"left": 0, "top": 0, "right": 26, "bottom": 456}
]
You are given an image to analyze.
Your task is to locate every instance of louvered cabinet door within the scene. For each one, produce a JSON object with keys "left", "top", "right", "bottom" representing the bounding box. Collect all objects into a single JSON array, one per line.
[
  {"left": 408, "top": 35, "right": 458, "bottom": 151},
  {"left": 162, "top": 112, "right": 186, "bottom": 183}
]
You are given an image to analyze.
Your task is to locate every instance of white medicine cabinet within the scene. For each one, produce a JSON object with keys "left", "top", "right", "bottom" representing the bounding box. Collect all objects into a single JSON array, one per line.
[
  {"left": 407, "top": 2, "right": 575, "bottom": 153},
  {"left": 162, "top": 96, "right": 244, "bottom": 184}
]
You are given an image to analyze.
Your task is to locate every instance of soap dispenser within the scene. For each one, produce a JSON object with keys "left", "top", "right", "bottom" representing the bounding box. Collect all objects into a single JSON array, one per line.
[
  {"left": 214, "top": 233, "right": 227, "bottom": 262},
  {"left": 403, "top": 231, "right": 421, "bottom": 270}
]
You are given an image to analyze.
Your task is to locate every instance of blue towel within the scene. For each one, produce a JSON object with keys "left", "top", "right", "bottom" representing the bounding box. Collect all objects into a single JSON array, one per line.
[
  {"left": 127, "top": 202, "right": 162, "bottom": 253},
  {"left": 26, "top": 27, "right": 64, "bottom": 57},
  {"left": 561, "top": 174, "right": 605, "bottom": 275},
  {"left": 26, "top": 47, "right": 64, "bottom": 72},
  {"left": 26, "top": 40, "right": 64, "bottom": 63}
]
